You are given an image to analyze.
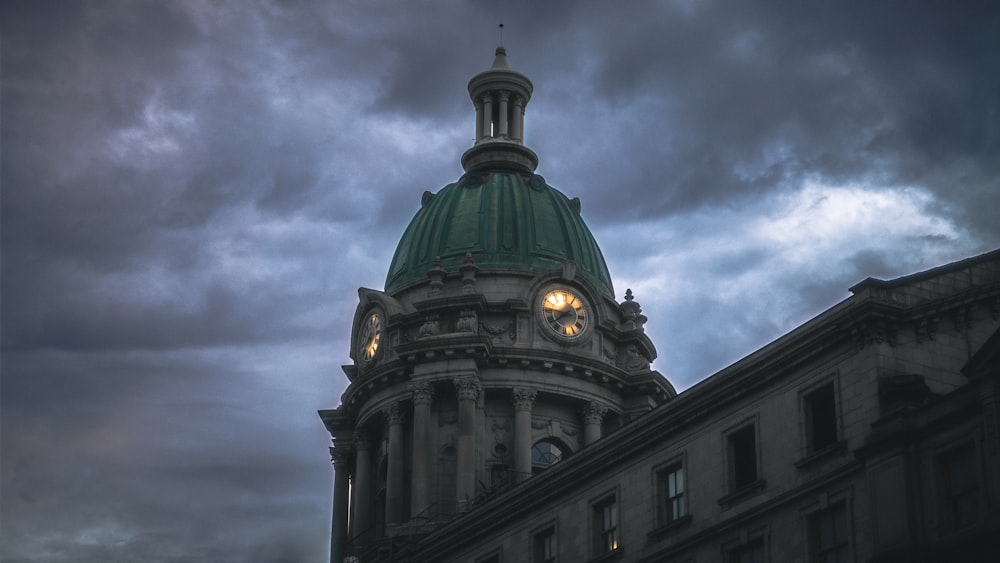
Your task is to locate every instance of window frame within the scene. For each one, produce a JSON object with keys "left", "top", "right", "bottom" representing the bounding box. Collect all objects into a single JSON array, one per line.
[
  {"left": 936, "top": 443, "right": 980, "bottom": 532},
  {"left": 657, "top": 457, "right": 687, "bottom": 525},
  {"left": 532, "top": 521, "right": 558, "bottom": 563},
  {"left": 475, "top": 547, "right": 502, "bottom": 563},
  {"left": 532, "top": 438, "right": 570, "bottom": 475},
  {"left": 721, "top": 526, "right": 768, "bottom": 563},
  {"left": 725, "top": 418, "right": 761, "bottom": 492},
  {"left": 805, "top": 381, "right": 839, "bottom": 451},
  {"left": 808, "top": 501, "right": 849, "bottom": 563},
  {"left": 591, "top": 490, "right": 621, "bottom": 557}
]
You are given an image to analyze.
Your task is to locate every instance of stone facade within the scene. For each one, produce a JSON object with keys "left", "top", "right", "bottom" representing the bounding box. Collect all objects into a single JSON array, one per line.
[
  {"left": 392, "top": 249, "right": 1000, "bottom": 563},
  {"left": 319, "top": 47, "right": 1000, "bottom": 562}
]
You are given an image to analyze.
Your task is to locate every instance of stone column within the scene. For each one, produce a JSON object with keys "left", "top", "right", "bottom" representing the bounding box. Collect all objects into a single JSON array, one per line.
[
  {"left": 481, "top": 95, "right": 493, "bottom": 138},
  {"left": 330, "top": 445, "right": 352, "bottom": 563},
  {"left": 409, "top": 382, "right": 434, "bottom": 517},
  {"left": 511, "top": 96, "right": 524, "bottom": 141},
  {"left": 384, "top": 401, "right": 405, "bottom": 524},
  {"left": 512, "top": 388, "right": 537, "bottom": 481},
  {"left": 582, "top": 401, "right": 608, "bottom": 446},
  {"left": 352, "top": 435, "right": 372, "bottom": 545},
  {"left": 498, "top": 92, "right": 509, "bottom": 138},
  {"left": 474, "top": 98, "right": 484, "bottom": 141},
  {"left": 454, "top": 376, "right": 481, "bottom": 510}
]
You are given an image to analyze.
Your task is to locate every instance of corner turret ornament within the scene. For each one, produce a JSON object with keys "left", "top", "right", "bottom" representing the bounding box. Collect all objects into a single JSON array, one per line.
[{"left": 620, "top": 288, "right": 647, "bottom": 330}]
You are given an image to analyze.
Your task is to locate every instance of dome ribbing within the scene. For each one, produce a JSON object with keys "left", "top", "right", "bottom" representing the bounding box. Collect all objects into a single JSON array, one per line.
[{"left": 384, "top": 171, "right": 614, "bottom": 298}]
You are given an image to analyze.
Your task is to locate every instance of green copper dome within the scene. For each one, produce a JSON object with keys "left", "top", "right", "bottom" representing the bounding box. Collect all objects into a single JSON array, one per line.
[{"left": 385, "top": 171, "right": 614, "bottom": 298}]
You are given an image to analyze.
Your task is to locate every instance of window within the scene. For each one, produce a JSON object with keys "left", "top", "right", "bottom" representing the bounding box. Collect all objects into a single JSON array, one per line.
[
  {"left": 593, "top": 495, "right": 619, "bottom": 554},
  {"left": 532, "top": 439, "right": 564, "bottom": 474},
  {"left": 660, "top": 463, "right": 686, "bottom": 524},
  {"left": 476, "top": 551, "right": 501, "bottom": 563},
  {"left": 804, "top": 382, "right": 838, "bottom": 452},
  {"left": 939, "top": 445, "right": 979, "bottom": 529},
  {"left": 728, "top": 424, "right": 758, "bottom": 490},
  {"left": 810, "top": 502, "right": 848, "bottom": 563},
  {"left": 727, "top": 537, "right": 764, "bottom": 563},
  {"left": 533, "top": 526, "right": 556, "bottom": 563}
]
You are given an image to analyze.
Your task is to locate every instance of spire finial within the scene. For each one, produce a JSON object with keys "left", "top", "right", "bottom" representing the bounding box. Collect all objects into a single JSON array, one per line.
[{"left": 498, "top": 23, "right": 504, "bottom": 46}]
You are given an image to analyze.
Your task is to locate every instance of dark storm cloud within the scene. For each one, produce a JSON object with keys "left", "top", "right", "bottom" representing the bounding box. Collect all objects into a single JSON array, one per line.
[
  {"left": 524, "top": 1, "right": 1000, "bottom": 231},
  {"left": 3, "top": 1, "right": 998, "bottom": 561}
]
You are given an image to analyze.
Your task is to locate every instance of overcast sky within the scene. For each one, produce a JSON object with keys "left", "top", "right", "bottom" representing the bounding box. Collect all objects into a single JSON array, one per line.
[{"left": 2, "top": 1, "right": 998, "bottom": 561}]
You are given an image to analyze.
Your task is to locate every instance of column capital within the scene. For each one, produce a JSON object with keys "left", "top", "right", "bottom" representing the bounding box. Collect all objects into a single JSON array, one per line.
[
  {"left": 354, "top": 434, "right": 371, "bottom": 452},
  {"left": 582, "top": 400, "right": 609, "bottom": 424},
  {"left": 498, "top": 91, "right": 510, "bottom": 102},
  {"left": 453, "top": 376, "right": 481, "bottom": 401},
  {"left": 330, "top": 445, "right": 353, "bottom": 468},
  {"left": 410, "top": 381, "right": 434, "bottom": 405},
  {"left": 512, "top": 388, "right": 537, "bottom": 411},
  {"left": 383, "top": 400, "right": 405, "bottom": 426}
]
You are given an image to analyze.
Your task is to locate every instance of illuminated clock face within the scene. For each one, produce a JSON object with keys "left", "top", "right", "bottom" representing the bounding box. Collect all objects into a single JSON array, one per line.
[
  {"left": 541, "top": 289, "right": 588, "bottom": 338},
  {"left": 359, "top": 311, "right": 383, "bottom": 363}
]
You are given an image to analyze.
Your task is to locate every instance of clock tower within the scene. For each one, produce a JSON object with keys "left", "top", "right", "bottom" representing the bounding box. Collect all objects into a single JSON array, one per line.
[{"left": 320, "top": 46, "right": 675, "bottom": 563}]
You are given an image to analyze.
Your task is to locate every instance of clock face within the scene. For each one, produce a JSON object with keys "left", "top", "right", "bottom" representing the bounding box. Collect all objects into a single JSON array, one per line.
[
  {"left": 359, "top": 311, "right": 383, "bottom": 363},
  {"left": 541, "top": 289, "right": 588, "bottom": 338}
]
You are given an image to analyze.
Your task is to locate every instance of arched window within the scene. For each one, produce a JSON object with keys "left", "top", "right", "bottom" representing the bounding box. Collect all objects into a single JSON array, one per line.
[{"left": 531, "top": 439, "right": 567, "bottom": 474}]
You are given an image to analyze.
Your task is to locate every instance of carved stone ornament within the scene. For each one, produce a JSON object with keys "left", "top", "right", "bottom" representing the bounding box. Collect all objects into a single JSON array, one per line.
[
  {"left": 427, "top": 256, "right": 446, "bottom": 295},
  {"left": 457, "top": 310, "right": 478, "bottom": 333},
  {"left": 330, "top": 445, "right": 353, "bottom": 468},
  {"left": 419, "top": 316, "right": 440, "bottom": 338},
  {"left": 453, "top": 377, "right": 481, "bottom": 401},
  {"left": 512, "top": 388, "right": 537, "bottom": 411},
  {"left": 582, "top": 401, "right": 609, "bottom": 424},
  {"left": 460, "top": 253, "right": 478, "bottom": 292},
  {"left": 383, "top": 401, "right": 405, "bottom": 425},
  {"left": 914, "top": 316, "right": 937, "bottom": 343},
  {"left": 354, "top": 434, "right": 371, "bottom": 451},
  {"left": 480, "top": 320, "right": 515, "bottom": 343},
  {"left": 410, "top": 381, "right": 434, "bottom": 405},
  {"left": 617, "top": 344, "right": 650, "bottom": 372},
  {"left": 850, "top": 320, "right": 898, "bottom": 349},
  {"left": 491, "top": 421, "right": 509, "bottom": 445},
  {"left": 620, "top": 288, "right": 647, "bottom": 330}
]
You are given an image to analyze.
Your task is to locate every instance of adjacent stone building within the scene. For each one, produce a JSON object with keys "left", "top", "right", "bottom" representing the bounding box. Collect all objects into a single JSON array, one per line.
[{"left": 320, "top": 47, "right": 1000, "bottom": 563}]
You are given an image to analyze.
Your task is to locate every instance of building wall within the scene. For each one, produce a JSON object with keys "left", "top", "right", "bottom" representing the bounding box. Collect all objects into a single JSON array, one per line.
[{"left": 400, "top": 252, "right": 1000, "bottom": 563}]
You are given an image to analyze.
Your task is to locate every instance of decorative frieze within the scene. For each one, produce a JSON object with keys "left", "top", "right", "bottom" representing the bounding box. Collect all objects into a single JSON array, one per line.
[
  {"left": 457, "top": 310, "right": 478, "bottom": 333},
  {"left": 480, "top": 320, "right": 515, "bottom": 343},
  {"left": 419, "top": 316, "right": 440, "bottom": 338},
  {"left": 850, "top": 319, "right": 898, "bottom": 349}
]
